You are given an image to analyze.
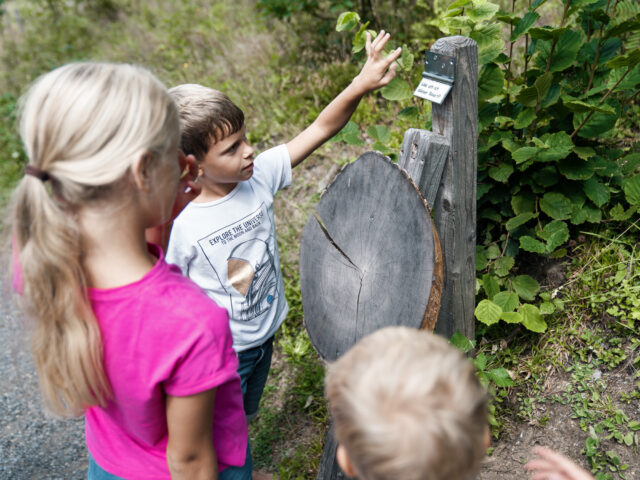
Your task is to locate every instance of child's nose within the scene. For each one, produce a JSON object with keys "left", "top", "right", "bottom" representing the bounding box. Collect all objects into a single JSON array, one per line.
[{"left": 244, "top": 143, "right": 254, "bottom": 157}]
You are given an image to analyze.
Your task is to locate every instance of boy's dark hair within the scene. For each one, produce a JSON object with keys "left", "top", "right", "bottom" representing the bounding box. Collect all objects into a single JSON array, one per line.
[{"left": 169, "top": 84, "right": 244, "bottom": 162}]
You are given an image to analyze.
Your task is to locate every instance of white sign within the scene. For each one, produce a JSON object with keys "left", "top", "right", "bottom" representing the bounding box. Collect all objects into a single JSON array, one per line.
[{"left": 413, "top": 77, "right": 452, "bottom": 104}]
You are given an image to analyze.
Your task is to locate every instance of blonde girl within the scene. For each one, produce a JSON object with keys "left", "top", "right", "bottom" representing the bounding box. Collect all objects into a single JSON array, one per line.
[{"left": 11, "top": 62, "right": 250, "bottom": 479}]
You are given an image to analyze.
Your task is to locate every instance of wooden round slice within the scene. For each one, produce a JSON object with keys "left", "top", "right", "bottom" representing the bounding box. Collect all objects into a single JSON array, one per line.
[{"left": 300, "top": 151, "right": 443, "bottom": 362}]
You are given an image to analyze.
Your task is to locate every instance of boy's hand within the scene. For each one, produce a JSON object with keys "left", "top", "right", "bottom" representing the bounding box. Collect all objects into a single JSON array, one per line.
[
  {"left": 524, "top": 446, "right": 594, "bottom": 480},
  {"left": 353, "top": 30, "right": 402, "bottom": 95}
]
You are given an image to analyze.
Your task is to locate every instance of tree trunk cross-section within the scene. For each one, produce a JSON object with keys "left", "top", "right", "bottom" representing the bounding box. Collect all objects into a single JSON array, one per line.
[{"left": 300, "top": 152, "right": 443, "bottom": 363}]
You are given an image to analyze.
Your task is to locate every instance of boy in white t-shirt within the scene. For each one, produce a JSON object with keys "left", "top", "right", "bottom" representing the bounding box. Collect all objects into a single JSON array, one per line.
[{"left": 166, "top": 31, "right": 401, "bottom": 424}]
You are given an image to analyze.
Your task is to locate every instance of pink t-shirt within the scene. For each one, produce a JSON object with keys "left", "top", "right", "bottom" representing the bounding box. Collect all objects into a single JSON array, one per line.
[{"left": 84, "top": 244, "right": 247, "bottom": 479}]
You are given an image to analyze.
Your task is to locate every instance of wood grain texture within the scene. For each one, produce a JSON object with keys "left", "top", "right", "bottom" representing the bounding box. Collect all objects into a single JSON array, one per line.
[
  {"left": 430, "top": 36, "right": 479, "bottom": 340},
  {"left": 398, "top": 128, "right": 449, "bottom": 208},
  {"left": 300, "top": 152, "right": 442, "bottom": 362},
  {"left": 316, "top": 424, "right": 346, "bottom": 480}
]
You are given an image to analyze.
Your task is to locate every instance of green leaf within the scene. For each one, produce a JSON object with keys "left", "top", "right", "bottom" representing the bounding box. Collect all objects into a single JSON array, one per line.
[
  {"left": 512, "top": 147, "right": 539, "bottom": 164},
  {"left": 529, "top": 26, "right": 569, "bottom": 41},
  {"left": 476, "top": 246, "right": 488, "bottom": 270},
  {"left": 475, "top": 299, "right": 502, "bottom": 326},
  {"left": 584, "top": 177, "right": 610, "bottom": 207},
  {"left": 478, "top": 63, "right": 505, "bottom": 102},
  {"left": 511, "top": 191, "right": 536, "bottom": 215},
  {"left": 398, "top": 106, "right": 420, "bottom": 122},
  {"left": 558, "top": 157, "right": 595, "bottom": 180},
  {"left": 511, "top": 12, "right": 540, "bottom": 42},
  {"left": 397, "top": 45, "right": 415, "bottom": 72},
  {"left": 520, "top": 235, "right": 547, "bottom": 253},
  {"left": 486, "top": 244, "right": 501, "bottom": 260},
  {"left": 381, "top": 77, "right": 413, "bottom": 101},
  {"left": 471, "top": 24, "right": 504, "bottom": 64},
  {"left": 514, "top": 108, "right": 536, "bottom": 129},
  {"left": 352, "top": 25, "right": 367, "bottom": 53},
  {"left": 336, "top": 12, "right": 360, "bottom": 32},
  {"left": 366, "top": 125, "right": 391, "bottom": 143},
  {"left": 479, "top": 102, "right": 499, "bottom": 129},
  {"left": 609, "top": 203, "right": 637, "bottom": 221},
  {"left": 541, "top": 220, "right": 569, "bottom": 251},
  {"left": 536, "top": 132, "right": 574, "bottom": 162},
  {"left": 621, "top": 153, "right": 640, "bottom": 176},
  {"left": 482, "top": 273, "right": 500, "bottom": 299},
  {"left": 623, "top": 174, "right": 640, "bottom": 205},
  {"left": 489, "top": 162, "right": 514, "bottom": 183},
  {"left": 467, "top": 1, "right": 500, "bottom": 22},
  {"left": 450, "top": 331, "right": 475, "bottom": 353},
  {"left": 563, "top": 99, "right": 616, "bottom": 115},
  {"left": 605, "top": 48, "right": 640, "bottom": 69},
  {"left": 501, "top": 312, "right": 523, "bottom": 324},
  {"left": 538, "top": 30, "right": 582, "bottom": 72},
  {"left": 493, "top": 291, "right": 519, "bottom": 312},
  {"left": 513, "top": 275, "right": 540, "bottom": 301},
  {"left": 506, "top": 212, "right": 536, "bottom": 231},
  {"left": 573, "top": 146, "right": 596, "bottom": 160},
  {"left": 448, "top": 0, "right": 472, "bottom": 8},
  {"left": 540, "top": 192, "right": 572, "bottom": 219},
  {"left": 515, "top": 86, "right": 539, "bottom": 107},
  {"left": 540, "top": 302, "right": 555, "bottom": 314},
  {"left": 519, "top": 303, "right": 547, "bottom": 332},
  {"left": 494, "top": 255, "right": 515, "bottom": 277},
  {"left": 533, "top": 165, "right": 559, "bottom": 187},
  {"left": 573, "top": 100, "right": 620, "bottom": 139},
  {"left": 475, "top": 352, "right": 487, "bottom": 370},
  {"left": 583, "top": 204, "right": 602, "bottom": 223},
  {"left": 486, "top": 368, "right": 514, "bottom": 387},
  {"left": 331, "top": 121, "right": 364, "bottom": 145},
  {"left": 534, "top": 72, "right": 553, "bottom": 100}
]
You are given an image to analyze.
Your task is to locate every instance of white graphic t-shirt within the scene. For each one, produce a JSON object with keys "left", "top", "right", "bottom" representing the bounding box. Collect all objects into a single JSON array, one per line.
[{"left": 166, "top": 144, "right": 292, "bottom": 351}]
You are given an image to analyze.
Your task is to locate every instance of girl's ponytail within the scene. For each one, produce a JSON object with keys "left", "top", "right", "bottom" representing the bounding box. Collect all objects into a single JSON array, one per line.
[
  {"left": 13, "top": 176, "right": 109, "bottom": 416},
  {"left": 11, "top": 62, "right": 179, "bottom": 417}
]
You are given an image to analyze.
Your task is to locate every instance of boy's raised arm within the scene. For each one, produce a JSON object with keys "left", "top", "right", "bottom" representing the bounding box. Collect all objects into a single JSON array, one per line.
[{"left": 286, "top": 30, "right": 402, "bottom": 168}]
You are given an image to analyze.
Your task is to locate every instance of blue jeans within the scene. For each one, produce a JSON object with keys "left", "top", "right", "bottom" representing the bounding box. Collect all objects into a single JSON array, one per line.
[
  {"left": 88, "top": 444, "right": 252, "bottom": 480},
  {"left": 88, "top": 455, "right": 124, "bottom": 480},
  {"left": 237, "top": 336, "right": 274, "bottom": 421}
]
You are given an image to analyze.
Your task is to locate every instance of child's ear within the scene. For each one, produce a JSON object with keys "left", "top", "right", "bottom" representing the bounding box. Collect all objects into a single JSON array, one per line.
[
  {"left": 131, "top": 151, "right": 153, "bottom": 192},
  {"left": 336, "top": 444, "right": 357, "bottom": 478}
]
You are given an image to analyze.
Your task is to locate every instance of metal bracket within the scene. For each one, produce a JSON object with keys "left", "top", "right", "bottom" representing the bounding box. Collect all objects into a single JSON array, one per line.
[
  {"left": 413, "top": 51, "right": 456, "bottom": 104},
  {"left": 422, "top": 51, "right": 456, "bottom": 85}
]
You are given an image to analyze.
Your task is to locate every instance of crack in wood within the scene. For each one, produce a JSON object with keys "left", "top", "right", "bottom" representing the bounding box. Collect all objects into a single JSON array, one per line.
[
  {"left": 312, "top": 211, "right": 362, "bottom": 274},
  {"left": 312, "top": 211, "right": 365, "bottom": 346}
]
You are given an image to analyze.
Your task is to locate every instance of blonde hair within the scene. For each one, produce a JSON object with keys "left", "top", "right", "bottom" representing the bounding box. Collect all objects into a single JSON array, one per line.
[
  {"left": 169, "top": 84, "right": 244, "bottom": 162},
  {"left": 11, "top": 62, "right": 179, "bottom": 417},
  {"left": 325, "top": 327, "right": 488, "bottom": 480}
]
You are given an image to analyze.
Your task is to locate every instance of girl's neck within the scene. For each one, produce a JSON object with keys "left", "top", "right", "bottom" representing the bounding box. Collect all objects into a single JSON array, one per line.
[{"left": 79, "top": 203, "right": 157, "bottom": 289}]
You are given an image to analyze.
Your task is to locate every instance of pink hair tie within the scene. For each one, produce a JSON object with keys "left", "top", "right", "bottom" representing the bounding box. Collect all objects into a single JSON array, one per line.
[{"left": 25, "top": 165, "right": 51, "bottom": 182}]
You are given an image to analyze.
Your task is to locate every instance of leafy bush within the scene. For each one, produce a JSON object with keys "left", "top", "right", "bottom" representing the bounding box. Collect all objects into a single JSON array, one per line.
[{"left": 335, "top": 0, "right": 640, "bottom": 334}]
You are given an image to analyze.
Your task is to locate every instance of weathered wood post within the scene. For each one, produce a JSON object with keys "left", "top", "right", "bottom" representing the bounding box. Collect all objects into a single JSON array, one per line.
[{"left": 400, "top": 35, "right": 478, "bottom": 340}]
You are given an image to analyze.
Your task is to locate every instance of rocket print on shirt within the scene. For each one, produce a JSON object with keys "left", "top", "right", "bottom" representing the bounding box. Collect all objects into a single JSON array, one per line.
[{"left": 197, "top": 203, "right": 279, "bottom": 322}]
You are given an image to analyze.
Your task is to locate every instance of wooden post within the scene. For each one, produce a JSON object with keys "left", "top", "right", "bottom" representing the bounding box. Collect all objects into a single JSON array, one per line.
[{"left": 429, "top": 36, "right": 478, "bottom": 340}]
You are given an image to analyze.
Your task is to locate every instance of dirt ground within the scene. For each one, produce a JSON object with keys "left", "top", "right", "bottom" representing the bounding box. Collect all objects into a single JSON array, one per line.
[{"left": 479, "top": 367, "right": 639, "bottom": 479}]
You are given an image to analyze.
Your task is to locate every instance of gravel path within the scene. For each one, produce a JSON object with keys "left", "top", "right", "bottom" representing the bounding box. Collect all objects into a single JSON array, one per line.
[{"left": 0, "top": 273, "right": 87, "bottom": 479}]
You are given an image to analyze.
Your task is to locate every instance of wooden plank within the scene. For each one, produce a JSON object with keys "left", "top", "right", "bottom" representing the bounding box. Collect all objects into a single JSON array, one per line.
[
  {"left": 316, "top": 424, "right": 346, "bottom": 480},
  {"left": 300, "top": 151, "right": 443, "bottom": 362},
  {"left": 398, "top": 128, "right": 449, "bottom": 208},
  {"left": 430, "top": 36, "right": 479, "bottom": 340}
]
